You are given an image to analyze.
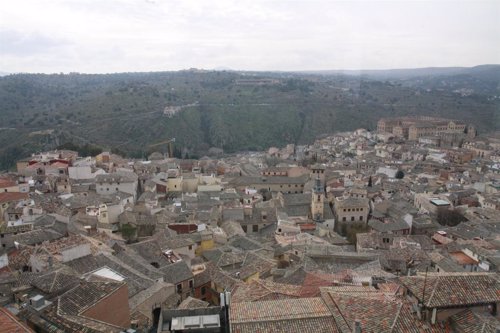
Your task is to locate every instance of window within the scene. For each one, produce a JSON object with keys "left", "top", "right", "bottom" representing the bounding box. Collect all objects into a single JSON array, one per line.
[
  {"left": 351, "top": 216, "right": 355, "bottom": 221},
  {"left": 176, "top": 283, "right": 182, "bottom": 293},
  {"left": 201, "top": 286, "right": 207, "bottom": 295},
  {"left": 242, "top": 225, "right": 247, "bottom": 232},
  {"left": 115, "top": 187, "right": 119, "bottom": 191},
  {"left": 188, "top": 245, "right": 193, "bottom": 250},
  {"left": 252, "top": 225, "right": 258, "bottom": 232},
  {"left": 343, "top": 217, "right": 346, "bottom": 222},
  {"left": 189, "top": 280, "right": 194, "bottom": 288},
  {"left": 359, "top": 216, "right": 363, "bottom": 221}
]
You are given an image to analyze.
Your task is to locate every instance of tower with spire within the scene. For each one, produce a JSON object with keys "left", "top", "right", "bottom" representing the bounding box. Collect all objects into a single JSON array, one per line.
[{"left": 311, "top": 176, "right": 325, "bottom": 222}]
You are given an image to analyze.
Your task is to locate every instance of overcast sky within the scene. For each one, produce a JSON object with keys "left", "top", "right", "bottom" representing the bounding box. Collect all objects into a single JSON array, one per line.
[{"left": 1, "top": 0, "right": 499, "bottom": 73}]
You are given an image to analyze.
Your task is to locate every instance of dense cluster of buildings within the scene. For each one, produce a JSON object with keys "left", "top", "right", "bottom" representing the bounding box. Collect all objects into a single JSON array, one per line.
[{"left": 0, "top": 117, "right": 499, "bottom": 332}]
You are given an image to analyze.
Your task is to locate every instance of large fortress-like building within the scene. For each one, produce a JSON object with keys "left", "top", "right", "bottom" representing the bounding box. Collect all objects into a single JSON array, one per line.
[{"left": 377, "top": 116, "right": 474, "bottom": 140}]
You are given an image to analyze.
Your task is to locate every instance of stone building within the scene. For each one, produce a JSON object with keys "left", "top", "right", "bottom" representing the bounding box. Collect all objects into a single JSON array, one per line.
[
  {"left": 334, "top": 195, "right": 370, "bottom": 235},
  {"left": 377, "top": 116, "right": 469, "bottom": 141}
]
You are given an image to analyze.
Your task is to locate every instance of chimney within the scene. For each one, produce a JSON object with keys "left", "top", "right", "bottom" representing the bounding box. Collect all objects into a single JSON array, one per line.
[{"left": 353, "top": 320, "right": 362, "bottom": 333}]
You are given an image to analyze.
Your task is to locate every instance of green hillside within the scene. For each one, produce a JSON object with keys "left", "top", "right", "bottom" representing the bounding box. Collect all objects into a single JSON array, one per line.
[{"left": 0, "top": 69, "right": 498, "bottom": 169}]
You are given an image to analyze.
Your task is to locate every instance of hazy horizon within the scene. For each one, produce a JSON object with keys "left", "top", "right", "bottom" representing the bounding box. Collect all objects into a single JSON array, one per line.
[
  {"left": 1, "top": 0, "right": 499, "bottom": 74},
  {"left": 1, "top": 63, "right": 500, "bottom": 76}
]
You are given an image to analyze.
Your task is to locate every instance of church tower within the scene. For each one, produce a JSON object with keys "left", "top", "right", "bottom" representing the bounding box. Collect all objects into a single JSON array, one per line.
[{"left": 311, "top": 176, "right": 325, "bottom": 222}]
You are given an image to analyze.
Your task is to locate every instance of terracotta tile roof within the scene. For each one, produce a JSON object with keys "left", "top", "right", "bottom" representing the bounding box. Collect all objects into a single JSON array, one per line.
[
  {"left": 320, "top": 288, "right": 446, "bottom": 333},
  {"left": 0, "top": 179, "right": 17, "bottom": 188},
  {"left": 450, "top": 309, "right": 500, "bottom": 333},
  {"left": 232, "top": 279, "right": 302, "bottom": 303},
  {"left": 299, "top": 272, "right": 336, "bottom": 297},
  {"left": 0, "top": 192, "right": 28, "bottom": 204},
  {"left": 232, "top": 317, "right": 339, "bottom": 333},
  {"left": 399, "top": 273, "right": 500, "bottom": 308},
  {"left": 8, "top": 248, "right": 35, "bottom": 271},
  {"left": 432, "top": 233, "right": 454, "bottom": 245},
  {"left": 0, "top": 307, "right": 34, "bottom": 333},
  {"left": 377, "top": 283, "right": 402, "bottom": 296},
  {"left": 449, "top": 251, "right": 478, "bottom": 265},
  {"left": 323, "top": 291, "right": 398, "bottom": 332},
  {"left": 230, "top": 297, "right": 339, "bottom": 333}
]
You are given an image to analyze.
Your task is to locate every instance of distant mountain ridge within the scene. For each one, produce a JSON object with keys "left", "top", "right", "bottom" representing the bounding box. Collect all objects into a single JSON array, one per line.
[{"left": 301, "top": 64, "right": 500, "bottom": 79}]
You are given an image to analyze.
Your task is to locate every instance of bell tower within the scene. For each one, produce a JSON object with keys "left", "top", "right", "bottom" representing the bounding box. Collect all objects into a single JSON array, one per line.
[{"left": 311, "top": 176, "right": 324, "bottom": 222}]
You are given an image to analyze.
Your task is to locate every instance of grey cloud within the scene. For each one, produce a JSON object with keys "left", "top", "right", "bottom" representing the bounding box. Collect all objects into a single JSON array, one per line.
[{"left": 0, "top": 30, "right": 69, "bottom": 56}]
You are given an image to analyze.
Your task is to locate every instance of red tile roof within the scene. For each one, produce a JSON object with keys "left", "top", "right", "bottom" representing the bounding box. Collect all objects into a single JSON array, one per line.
[
  {"left": 449, "top": 252, "right": 478, "bottom": 265},
  {"left": 0, "top": 192, "right": 28, "bottom": 204},
  {"left": 230, "top": 297, "right": 339, "bottom": 333},
  {"left": 399, "top": 273, "right": 500, "bottom": 308},
  {"left": 0, "top": 179, "right": 16, "bottom": 188},
  {"left": 0, "top": 307, "right": 34, "bottom": 332}
]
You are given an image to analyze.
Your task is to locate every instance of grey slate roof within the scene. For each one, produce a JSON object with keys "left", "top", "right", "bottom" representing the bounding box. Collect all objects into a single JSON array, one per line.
[
  {"left": 95, "top": 172, "right": 138, "bottom": 184},
  {"left": 228, "top": 236, "right": 263, "bottom": 251},
  {"left": 160, "top": 261, "right": 193, "bottom": 284},
  {"left": 368, "top": 219, "right": 410, "bottom": 233},
  {"left": 13, "top": 229, "right": 63, "bottom": 246},
  {"left": 58, "top": 280, "right": 124, "bottom": 316},
  {"left": 64, "top": 253, "right": 154, "bottom": 297}
]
